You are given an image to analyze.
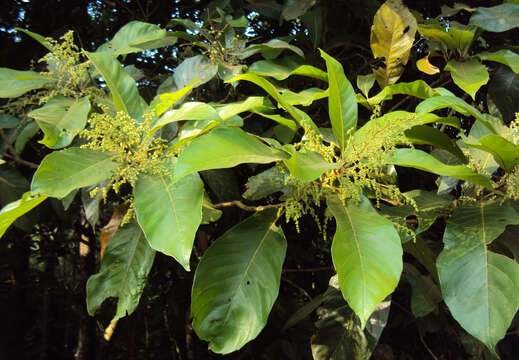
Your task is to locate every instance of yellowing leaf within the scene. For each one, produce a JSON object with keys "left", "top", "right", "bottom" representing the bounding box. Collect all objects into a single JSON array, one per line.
[
  {"left": 416, "top": 54, "right": 440, "bottom": 75},
  {"left": 370, "top": 0, "right": 417, "bottom": 88}
]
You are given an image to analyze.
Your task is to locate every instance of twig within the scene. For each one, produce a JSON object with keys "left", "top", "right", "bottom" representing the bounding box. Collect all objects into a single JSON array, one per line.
[
  {"left": 419, "top": 329, "right": 439, "bottom": 360},
  {"left": 0, "top": 129, "right": 39, "bottom": 168},
  {"left": 282, "top": 276, "right": 312, "bottom": 300},
  {"left": 213, "top": 200, "right": 283, "bottom": 212},
  {"left": 283, "top": 266, "right": 333, "bottom": 273}
]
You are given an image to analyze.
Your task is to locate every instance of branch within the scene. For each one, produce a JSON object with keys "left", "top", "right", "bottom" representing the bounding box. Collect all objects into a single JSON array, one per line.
[
  {"left": 212, "top": 200, "right": 283, "bottom": 212},
  {"left": 0, "top": 129, "right": 39, "bottom": 169}
]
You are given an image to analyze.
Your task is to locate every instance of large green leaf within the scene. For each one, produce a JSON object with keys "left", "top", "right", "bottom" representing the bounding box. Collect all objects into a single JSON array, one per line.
[
  {"left": 311, "top": 275, "right": 390, "bottom": 360},
  {"left": 152, "top": 102, "right": 222, "bottom": 132},
  {"left": 0, "top": 192, "right": 46, "bottom": 238},
  {"left": 96, "top": 21, "right": 177, "bottom": 55},
  {"left": 150, "top": 81, "right": 199, "bottom": 117},
  {"left": 158, "top": 55, "right": 217, "bottom": 94},
  {"left": 15, "top": 28, "right": 53, "bottom": 51},
  {"left": 31, "top": 148, "right": 119, "bottom": 199},
  {"left": 445, "top": 59, "right": 489, "bottom": 100},
  {"left": 379, "top": 189, "right": 453, "bottom": 242},
  {"left": 370, "top": 0, "right": 417, "bottom": 87},
  {"left": 488, "top": 66, "right": 519, "bottom": 123},
  {"left": 28, "top": 96, "right": 90, "bottom": 149},
  {"left": 86, "top": 52, "right": 147, "bottom": 119},
  {"left": 386, "top": 148, "right": 496, "bottom": 191},
  {"left": 239, "top": 39, "right": 304, "bottom": 59},
  {"left": 477, "top": 49, "right": 519, "bottom": 74},
  {"left": 0, "top": 68, "right": 54, "bottom": 98},
  {"left": 280, "top": 88, "right": 328, "bottom": 107},
  {"left": 229, "top": 73, "right": 320, "bottom": 134},
  {"left": 361, "top": 80, "right": 438, "bottom": 106},
  {"left": 215, "top": 97, "right": 268, "bottom": 121},
  {"left": 242, "top": 165, "right": 295, "bottom": 201},
  {"left": 191, "top": 210, "right": 287, "bottom": 354},
  {"left": 248, "top": 57, "right": 327, "bottom": 81},
  {"left": 86, "top": 221, "right": 155, "bottom": 322},
  {"left": 416, "top": 95, "right": 497, "bottom": 133},
  {"left": 320, "top": 50, "right": 357, "bottom": 151},
  {"left": 134, "top": 164, "right": 203, "bottom": 271},
  {"left": 404, "top": 264, "right": 442, "bottom": 318},
  {"left": 417, "top": 22, "right": 475, "bottom": 54},
  {"left": 464, "top": 134, "right": 519, "bottom": 172},
  {"left": 284, "top": 150, "right": 338, "bottom": 182},
  {"left": 437, "top": 201, "right": 519, "bottom": 353},
  {"left": 404, "top": 125, "right": 466, "bottom": 162},
  {"left": 352, "top": 111, "right": 460, "bottom": 150},
  {"left": 174, "top": 127, "right": 289, "bottom": 180},
  {"left": 327, "top": 195, "right": 402, "bottom": 328},
  {"left": 469, "top": 3, "right": 519, "bottom": 32},
  {"left": 0, "top": 114, "right": 20, "bottom": 129}
]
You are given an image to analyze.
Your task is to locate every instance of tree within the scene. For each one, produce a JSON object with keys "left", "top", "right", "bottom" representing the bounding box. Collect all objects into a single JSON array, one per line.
[{"left": 1, "top": 1, "right": 519, "bottom": 359}]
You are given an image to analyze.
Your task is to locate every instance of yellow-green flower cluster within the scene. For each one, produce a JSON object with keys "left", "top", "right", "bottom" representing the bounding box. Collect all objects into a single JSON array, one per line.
[
  {"left": 39, "top": 31, "right": 90, "bottom": 98},
  {"left": 80, "top": 108, "right": 171, "bottom": 195}
]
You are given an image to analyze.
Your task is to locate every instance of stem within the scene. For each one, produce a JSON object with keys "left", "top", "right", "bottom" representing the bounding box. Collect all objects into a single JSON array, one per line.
[
  {"left": 212, "top": 200, "right": 284, "bottom": 212},
  {"left": 0, "top": 130, "right": 39, "bottom": 169}
]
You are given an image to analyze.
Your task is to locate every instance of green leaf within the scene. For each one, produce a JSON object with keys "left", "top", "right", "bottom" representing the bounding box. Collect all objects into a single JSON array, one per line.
[
  {"left": 152, "top": 102, "right": 222, "bottom": 132},
  {"left": 281, "top": 0, "right": 315, "bottom": 20},
  {"left": 215, "top": 97, "right": 268, "bottom": 121},
  {"left": 96, "top": 21, "right": 177, "bottom": 55},
  {"left": 370, "top": 0, "right": 417, "bottom": 87},
  {"left": 248, "top": 57, "right": 327, "bottom": 81},
  {"left": 0, "top": 68, "right": 54, "bottom": 98},
  {"left": 86, "top": 52, "right": 147, "bottom": 119},
  {"left": 311, "top": 275, "right": 390, "bottom": 360},
  {"left": 445, "top": 59, "right": 489, "bottom": 100},
  {"left": 469, "top": 3, "right": 519, "bottom": 32},
  {"left": 15, "top": 120, "right": 40, "bottom": 154},
  {"left": 229, "top": 73, "right": 320, "bottom": 134},
  {"left": 361, "top": 80, "right": 440, "bottom": 107},
  {"left": 437, "top": 201, "right": 519, "bottom": 353},
  {"left": 81, "top": 184, "right": 104, "bottom": 230},
  {"left": 191, "top": 210, "right": 286, "bottom": 354},
  {"left": 150, "top": 81, "right": 199, "bottom": 117},
  {"left": 28, "top": 96, "right": 91, "bottom": 149},
  {"left": 404, "top": 125, "right": 467, "bottom": 162},
  {"left": 404, "top": 264, "right": 442, "bottom": 318},
  {"left": 134, "top": 164, "right": 203, "bottom": 271},
  {"left": 15, "top": 28, "right": 53, "bottom": 51},
  {"left": 31, "top": 148, "right": 119, "bottom": 199},
  {"left": 320, "top": 49, "right": 357, "bottom": 151},
  {"left": 86, "top": 221, "right": 155, "bottom": 322},
  {"left": 416, "top": 95, "right": 497, "bottom": 133},
  {"left": 327, "top": 195, "right": 402, "bottom": 328},
  {"left": 280, "top": 88, "right": 328, "bottom": 107},
  {"left": 417, "top": 22, "right": 476, "bottom": 54},
  {"left": 239, "top": 39, "right": 304, "bottom": 60},
  {"left": 0, "top": 114, "right": 20, "bottom": 129},
  {"left": 242, "top": 165, "right": 294, "bottom": 201},
  {"left": 464, "top": 134, "right": 519, "bottom": 172},
  {"left": 477, "top": 49, "right": 519, "bottom": 74},
  {"left": 0, "top": 192, "right": 46, "bottom": 238},
  {"left": 386, "top": 148, "right": 496, "bottom": 192},
  {"left": 380, "top": 189, "right": 453, "bottom": 243},
  {"left": 488, "top": 66, "right": 519, "bottom": 123},
  {"left": 282, "top": 293, "right": 325, "bottom": 332},
  {"left": 284, "top": 150, "right": 338, "bottom": 182},
  {"left": 201, "top": 195, "right": 222, "bottom": 225},
  {"left": 252, "top": 111, "right": 298, "bottom": 132},
  {"left": 356, "top": 74, "right": 376, "bottom": 98},
  {"left": 175, "top": 127, "right": 289, "bottom": 181},
  {"left": 352, "top": 111, "right": 460, "bottom": 149},
  {"left": 158, "top": 55, "right": 217, "bottom": 94}
]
